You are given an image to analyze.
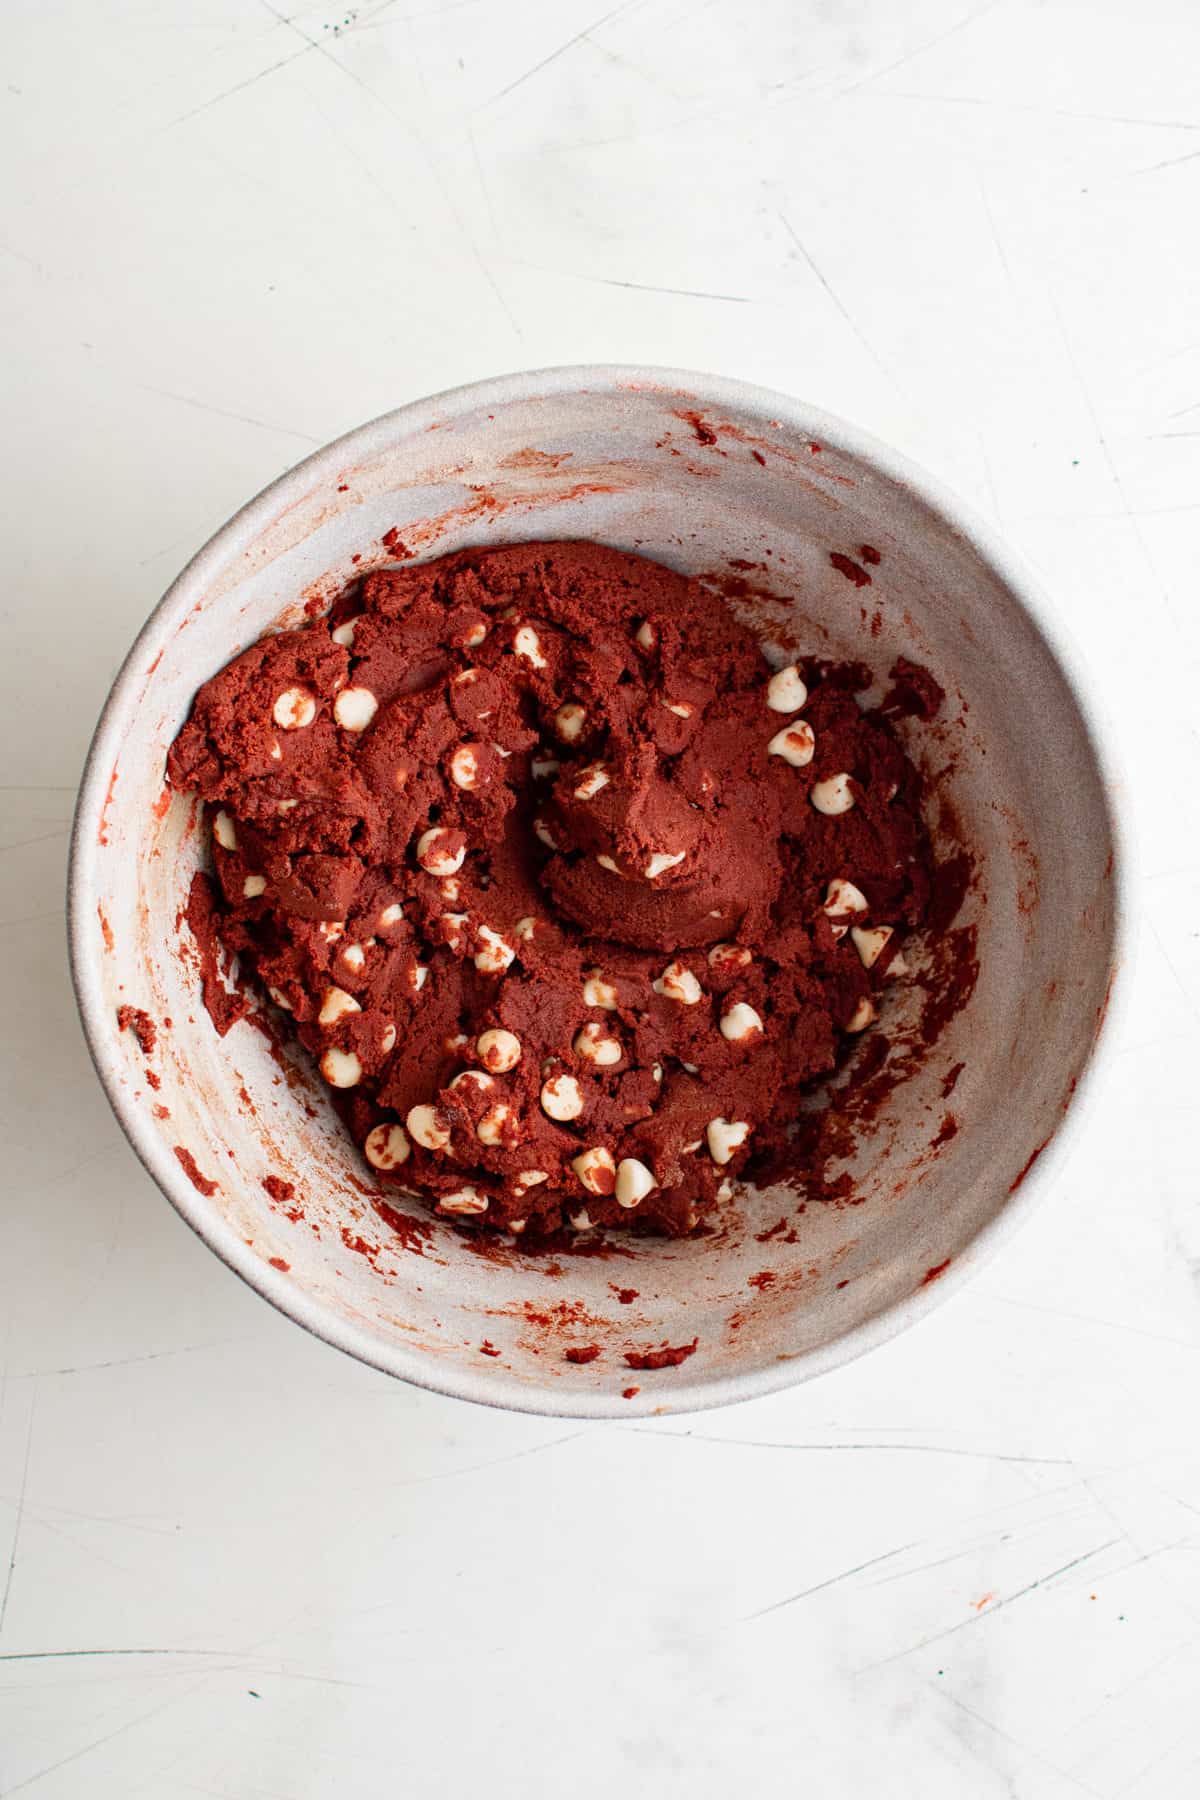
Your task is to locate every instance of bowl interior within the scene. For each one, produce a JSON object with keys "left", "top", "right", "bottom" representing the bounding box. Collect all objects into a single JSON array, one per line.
[{"left": 71, "top": 372, "right": 1119, "bottom": 1415}]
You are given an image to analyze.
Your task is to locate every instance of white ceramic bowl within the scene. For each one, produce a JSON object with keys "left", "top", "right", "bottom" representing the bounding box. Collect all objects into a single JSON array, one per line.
[{"left": 68, "top": 367, "right": 1123, "bottom": 1417}]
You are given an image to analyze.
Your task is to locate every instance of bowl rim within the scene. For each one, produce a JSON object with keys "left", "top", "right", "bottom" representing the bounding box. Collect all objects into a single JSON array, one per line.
[{"left": 67, "top": 362, "right": 1130, "bottom": 1419}]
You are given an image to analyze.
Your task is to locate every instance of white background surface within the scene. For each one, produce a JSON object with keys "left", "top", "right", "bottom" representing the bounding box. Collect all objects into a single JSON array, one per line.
[{"left": 3, "top": 2, "right": 1200, "bottom": 1795}]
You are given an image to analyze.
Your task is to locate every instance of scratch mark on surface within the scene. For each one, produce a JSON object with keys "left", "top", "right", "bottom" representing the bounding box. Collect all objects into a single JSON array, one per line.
[
  {"left": 273, "top": 13, "right": 525, "bottom": 343},
  {"left": 585, "top": 275, "right": 752, "bottom": 303},
  {"left": 742, "top": 1542, "right": 917, "bottom": 1622},
  {"left": 860, "top": 1538, "right": 1121, "bottom": 1670},
  {"left": 391, "top": 1430, "right": 588, "bottom": 1497},
  {"left": 0, "top": 828, "right": 69, "bottom": 855},
  {"left": 132, "top": 382, "right": 322, "bottom": 444},
  {"left": 1145, "top": 914, "right": 1200, "bottom": 1034},
  {"left": 975, "top": 168, "right": 1015, "bottom": 289},
  {"left": 989, "top": 1290, "right": 1200, "bottom": 1354},
  {"left": 936, "top": 1688, "right": 1104, "bottom": 1798},
  {"left": 1135, "top": 146, "right": 1200, "bottom": 176},
  {"left": 840, "top": 0, "right": 1001, "bottom": 94},
  {"left": 1047, "top": 288, "right": 1189, "bottom": 654},
  {"left": 14, "top": 1343, "right": 218, "bottom": 1380},
  {"left": 0, "top": 1402, "right": 35, "bottom": 1637},
  {"left": 864, "top": 92, "right": 1200, "bottom": 133},
  {"left": 0, "top": 1669, "right": 225, "bottom": 1795},
  {"left": 0, "top": 1645, "right": 240, "bottom": 1665},
  {"left": 162, "top": 43, "right": 316, "bottom": 131},
  {"left": 625, "top": 1427, "right": 1075, "bottom": 1465},
  {"left": 482, "top": 0, "right": 639, "bottom": 107},
  {"left": 776, "top": 211, "right": 901, "bottom": 393}
]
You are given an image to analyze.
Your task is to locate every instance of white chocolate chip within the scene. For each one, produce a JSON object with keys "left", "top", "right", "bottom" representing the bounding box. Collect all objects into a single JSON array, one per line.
[
  {"left": 320, "top": 1046, "right": 362, "bottom": 1088},
  {"left": 768, "top": 721, "right": 816, "bottom": 767},
  {"left": 706, "top": 1117, "right": 751, "bottom": 1164},
  {"left": 412, "top": 964, "right": 429, "bottom": 994},
  {"left": 574, "top": 1021, "right": 622, "bottom": 1067},
  {"left": 541, "top": 1073, "right": 584, "bottom": 1121},
  {"left": 462, "top": 620, "right": 488, "bottom": 649},
  {"left": 477, "top": 1028, "right": 521, "bottom": 1073},
  {"left": 474, "top": 925, "right": 515, "bottom": 975},
  {"left": 213, "top": 810, "right": 238, "bottom": 851},
  {"left": 681, "top": 1061, "right": 699, "bottom": 1075},
  {"left": 644, "top": 850, "right": 686, "bottom": 880},
  {"left": 596, "top": 854, "right": 620, "bottom": 873},
  {"left": 508, "top": 1217, "right": 526, "bottom": 1234},
  {"left": 273, "top": 687, "right": 316, "bottom": 730},
  {"left": 811, "top": 772, "right": 856, "bottom": 815},
  {"left": 365, "top": 1123, "right": 410, "bottom": 1170},
  {"left": 331, "top": 616, "right": 360, "bottom": 648},
  {"left": 446, "top": 1032, "right": 470, "bottom": 1052},
  {"left": 380, "top": 1024, "right": 396, "bottom": 1054},
  {"left": 513, "top": 624, "right": 547, "bottom": 669},
  {"left": 573, "top": 763, "right": 610, "bottom": 801},
  {"left": 439, "top": 1187, "right": 488, "bottom": 1216},
  {"left": 407, "top": 1103, "right": 451, "bottom": 1151},
  {"left": 555, "top": 702, "right": 587, "bottom": 742},
  {"left": 513, "top": 1169, "right": 549, "bottom": 1193},
  {"left": 441, "top": 912, "right": 469, "bottom": 950},
  {"left": 888, "top": 952, "right": 910, "bottom": 979},
  {"left": 570, "top": 1208, "right": 594, "bottom": 1231},
  {"left": 242, "top": 873, "right": 267, "bottom": 899},
  {"left": 269, "top": 740, "right": 282, "bottom": 762},
  {"left": 341, "top": 942, "right": 367, "bottom": 973},
  {"left": 846, "top": 996, "right": 877, "bottom": 1032},
  {"left": 476, "top": 1102, "right": 511, "bottom": 1146},
  {"left": 318, "top": 920, "right": 345, "bottom": 945},
  {"left": 452, "top": 667, "right": 479, "bottom": 688},
  {"left": 533, "top": 817, "right": 558, "bottom": 851},
  {"left": 531, "top": 757, "right": 560, "bottom": 780},
  {"left": 766, "top": 665, "right": 808, "bottom": 713},
  {"left": 708, "top": 942, "right": 752, "bottom": 973},
  {"left": 823, "top": 878, "right": 869, "bottom": 940},
  {"left": 416, "top": 827, "right": 466, "bottom": 877},
  {"left": 379, "top": 903, "right": 404, "bottom": 929},
  {"left": 663, "top": 699, "right": 694, "bottom": 719},
  {"left": 653, "top": 961, "right": 703, "bottom": 1005},
  {"left": 333, "top": 686, "right": 377, "bottom": 732},
  {"left": 449, "top": 744, "right": 481, "bottom": 790},
  {"left": 449, "top": 1069, "right": 494, "bottom": 1094},
  {"left": 514, "top": 916, "right": 539, "bottom": 942},
  {"left": 318, "top": 986, "right": 361, "bottom": 1027},
  {"left": 440, "top": 878, "right": 461, "bottom": 904},
  {"left": 682, "top": 1138, "right": 702, "bottom": 1154},
  {"left": 582, "top": 971, "right": 618, "bottom": 1010},
  {"left": 615, "top": 1158, "right": 655, "bottom": 1208},
  {"left": 851, "top": 924, "right": 895, "bottom": 971},
  {"left": 277, "top": 799, "right": 299, "bottom": 814},
  {"left": 652, "top": 1062, "right": 663, "bottom": 1082},
  {"left": 267, "top": 985, "right": 292, "bottom": 1012},
  {"left": 634, "top": 619, "right": 657, "bottom": 653},
  {"left": 572, "top": 1145, "right": 616, "bottom": 1195},
  {"left": 491, "top": 744, "right": 511, "bottom": 760},
  {"left": 720, "top": 1001, "right": 764, "bottom": 1043}
]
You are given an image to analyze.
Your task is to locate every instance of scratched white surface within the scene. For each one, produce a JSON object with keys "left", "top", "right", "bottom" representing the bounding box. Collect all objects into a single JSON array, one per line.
[{"left": 3, "top": 1, "right": 1200, "bottom": 1794}]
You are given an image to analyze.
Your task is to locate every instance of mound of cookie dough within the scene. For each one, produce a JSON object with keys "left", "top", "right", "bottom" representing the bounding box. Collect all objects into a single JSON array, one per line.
[{"left": 168, "top": 541, "right": 937, "bottom": 1239}]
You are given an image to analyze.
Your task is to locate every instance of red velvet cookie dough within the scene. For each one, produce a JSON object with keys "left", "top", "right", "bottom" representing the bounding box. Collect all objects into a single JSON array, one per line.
[{"left": 168, "top": 541, "right": 938, "bottom": 1239}]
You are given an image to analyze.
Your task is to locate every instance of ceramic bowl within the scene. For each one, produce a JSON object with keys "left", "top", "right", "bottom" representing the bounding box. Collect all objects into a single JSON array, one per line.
[{"left": 68, "top": 366, "right": 1123, "bottom": 1417}]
